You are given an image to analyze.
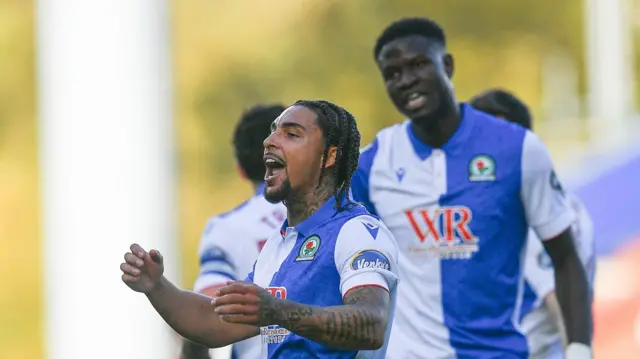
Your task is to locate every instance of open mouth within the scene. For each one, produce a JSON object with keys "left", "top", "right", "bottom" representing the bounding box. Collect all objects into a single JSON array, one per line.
[
  {"left": 404, "top": 92, "right": 428, "bottom": 111},
  {"left": 264, "top": 153, "right": 286, "bottom": 182}
]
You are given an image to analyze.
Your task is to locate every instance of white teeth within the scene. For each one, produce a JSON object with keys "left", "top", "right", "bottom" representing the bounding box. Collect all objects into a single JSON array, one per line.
[
  {"left": 266, "top": 159, "right": 276, "bottom": 164},
  {"left": 408, "top": 93, "right": 421, "bottom": 100}
]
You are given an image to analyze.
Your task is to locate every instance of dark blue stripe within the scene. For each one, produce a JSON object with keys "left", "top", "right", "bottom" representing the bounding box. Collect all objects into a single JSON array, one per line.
[{"left": 201, "top": 270, "right": 235, "bottom": 281}]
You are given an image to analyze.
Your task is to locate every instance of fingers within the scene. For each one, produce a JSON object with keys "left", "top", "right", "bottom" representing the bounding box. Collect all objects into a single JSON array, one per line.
[
  {"left": 216, "top": 282, "right": 253, "bottom": 296},
  {"left": 149, "top": 249, "right": 164, "bottom": 265},
  {"left": 212, "top": 293, "right": 258, "bottom": 307},
  {"left": 124, "top": 252, "right": 144, "bottom": 267},
  {"left": 121, "top": 273, "right": 139, "bottom": 283},
  {"left": 120, "top": 262, "right": 141, "bottom": 276},
  {"left": 218, "top": 313, "right": 259, "bottom": 325},
  {"left": 215, "top": 303, "right": 259, "bottom": 316},
  {"left": 130, "top": 243, "right": 147, "bottom": 258}
]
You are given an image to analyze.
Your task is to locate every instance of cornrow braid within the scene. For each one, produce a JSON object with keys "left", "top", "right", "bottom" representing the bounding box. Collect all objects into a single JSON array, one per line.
[{"left": 293, "top": 100, "right": 361, "bottom": 210}]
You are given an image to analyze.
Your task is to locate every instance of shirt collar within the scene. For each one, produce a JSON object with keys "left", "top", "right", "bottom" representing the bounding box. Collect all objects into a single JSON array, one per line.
[
  {"left": 279, "top": 192, "right": 347, "bottom": 237},
  {"left": 407, "top": 102, "right": 475, "bottom": 156}
]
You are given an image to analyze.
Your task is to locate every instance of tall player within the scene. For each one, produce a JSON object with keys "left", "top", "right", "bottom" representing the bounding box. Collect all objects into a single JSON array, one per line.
[
  {"left": 180, "top": 104, "right": 287, "bottom": 359},
  {"left": 121, "top": 100, "right": 400, "bottom": 358},
  {"left": 351, "top": 17, "right": 593, "bottom": 359},
  {"left": 471, "top": 88, "right": 596, "bottom": 359}
]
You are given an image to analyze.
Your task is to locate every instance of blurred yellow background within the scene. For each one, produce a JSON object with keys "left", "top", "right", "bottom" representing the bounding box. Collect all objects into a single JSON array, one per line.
[{"left": 0, "top": 0, "right": 629, "bottom": 357}]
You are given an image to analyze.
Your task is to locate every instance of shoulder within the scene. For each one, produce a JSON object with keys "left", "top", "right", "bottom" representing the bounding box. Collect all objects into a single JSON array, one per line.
[
  {"left": 467, "top": 104, "right": 528, "bottom": 147},
  {"left": 336, "top": 212, "right": 397, "bottom": 249},
  {"left": 520, "top": 131, "right": 555, "bottom": 174}
]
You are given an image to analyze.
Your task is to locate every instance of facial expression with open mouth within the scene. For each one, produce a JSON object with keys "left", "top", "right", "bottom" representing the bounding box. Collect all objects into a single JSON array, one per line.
[
  {"left": 262, "top": 105, "right": 327, "bottom": 204},
  {"left": 376, "top": 35, "right": 454, "bottom": 124}
]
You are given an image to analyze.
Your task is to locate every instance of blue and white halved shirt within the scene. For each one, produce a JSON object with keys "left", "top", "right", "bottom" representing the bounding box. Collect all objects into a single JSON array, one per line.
[
  {"left": 351, "top": 104, "right": 576, "bottom": 359},
  {"left": 245, "top": 195, "right": 400, "bottom": 358}
]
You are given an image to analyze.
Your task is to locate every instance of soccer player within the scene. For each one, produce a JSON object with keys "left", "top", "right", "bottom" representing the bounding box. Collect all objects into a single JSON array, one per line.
[
  {"left": 120, "top": 100, "right": 400, "bottom": 358},
  {"left": 471, "top": 89, "right": 596, "bottom": 359},
  {"left": 351, "top": 17, "right": 593, "bottom": 359},
  {"left": 180, "top": 104, "right": 288, "bottom": 359}
]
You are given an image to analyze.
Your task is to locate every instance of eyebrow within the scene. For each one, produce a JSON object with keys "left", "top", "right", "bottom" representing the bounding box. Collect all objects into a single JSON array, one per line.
[{"left": 272, "top": 121, "right": 307, "bottom": 131}]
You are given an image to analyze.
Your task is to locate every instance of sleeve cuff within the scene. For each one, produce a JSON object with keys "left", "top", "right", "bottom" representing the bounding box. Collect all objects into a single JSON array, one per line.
[
  {"left": 566, "top": 343, "right": 592, "bottom": 359},
  {"left": 340, "top": 271, "right": 389, "bottom": 297},
  {"left": 533, "top": 210, "right": 575, "bottom": 241}
]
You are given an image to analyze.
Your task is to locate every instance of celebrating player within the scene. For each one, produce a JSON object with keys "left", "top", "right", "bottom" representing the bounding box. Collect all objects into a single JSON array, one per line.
[
  {"left": 471, "top": 89, "right": 596, "bottom": 359},
  {"left": 121, "top": 100, "right": 400, "bottom": 358},
  {"left": 351, "top": 17, "right": 592, "bottom": 359},
  {"left": 180, "top": 104, "right": 287, "bottom": 359}
]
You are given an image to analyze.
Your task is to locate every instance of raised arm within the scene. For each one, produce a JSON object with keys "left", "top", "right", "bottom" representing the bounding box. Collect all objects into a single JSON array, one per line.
[
  {"left": 181, "top": 219, "right": 246, "bottom": 358},
  {"left": 120, "top": 244, "right": 259, "bottom": 349}
]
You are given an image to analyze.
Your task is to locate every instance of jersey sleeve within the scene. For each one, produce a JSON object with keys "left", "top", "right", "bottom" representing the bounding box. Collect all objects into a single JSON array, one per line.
[
  {"left": 520, "top": 131, "right": 576, "bottom": 241},
  {"left": 192, "top": 219, "right": 239, "bottom": 292},
  {"left": 334, "top": 215, "right": 399, "bottom": 297},
  {"left": 350, "top": 140, "right": 379, "bottom": 215},
  {"left": 523, "top": 229, "right": 555, "bottom": 305}
]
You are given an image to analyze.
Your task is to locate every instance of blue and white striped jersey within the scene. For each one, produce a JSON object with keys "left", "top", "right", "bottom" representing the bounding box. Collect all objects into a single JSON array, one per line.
[{"left": 351, "top": 104, "right": 576, "bottom": 359}]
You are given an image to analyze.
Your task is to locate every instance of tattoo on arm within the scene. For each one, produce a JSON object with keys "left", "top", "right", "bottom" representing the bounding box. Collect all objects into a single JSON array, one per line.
[{"left": 274, "top": 286, "right": 390, "bottom": 350}]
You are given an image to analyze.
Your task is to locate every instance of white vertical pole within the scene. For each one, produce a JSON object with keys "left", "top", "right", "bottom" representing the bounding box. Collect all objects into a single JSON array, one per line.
[
  {"left": 585, "top": 0, "right": 635, "bottom": 144},
  {"left": 36, "top": 1, "right": 179, "bottom": 359}
]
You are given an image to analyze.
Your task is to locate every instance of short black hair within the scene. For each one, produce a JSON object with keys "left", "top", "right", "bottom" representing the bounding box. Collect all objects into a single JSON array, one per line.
[
  {"left": 233, "top": 103, "right": 286, "bottom": 182},
  {"left": 292, "top": 100, "right": 361, "bottom": 209},
  {"left": 374, "top": 17, "right": 447, "bottom": 59},
  {"left": 470, "top": 89, "right": 533, "bottom": 130}
]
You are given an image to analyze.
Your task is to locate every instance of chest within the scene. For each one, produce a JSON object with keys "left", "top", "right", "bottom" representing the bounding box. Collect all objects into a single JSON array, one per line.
[
  {"left": 253, "top": 231, "right": 343, "bottom": 306},
  {"left": 370, "top": 146, "right": 525, "bottom": 260}
]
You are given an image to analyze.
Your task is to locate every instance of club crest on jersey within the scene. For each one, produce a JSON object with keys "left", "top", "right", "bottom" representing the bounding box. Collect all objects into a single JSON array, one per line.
[
  {"left": 295, "top": 235, "right": 320, "bottom": 261},
  {"left": 468, "top": 155, "right": 496, "bottom": 181},
  {"left": 350, "top": 250, "right": 391, "bottom": 271},
  {"left": 405, "top": 206, "right": 480, "bottom": 259}
]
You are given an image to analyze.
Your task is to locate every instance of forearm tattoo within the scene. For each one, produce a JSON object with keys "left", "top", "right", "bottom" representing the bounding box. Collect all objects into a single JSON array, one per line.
[{"left": 276, "top": 286, "right": 390, "bottom": 349}]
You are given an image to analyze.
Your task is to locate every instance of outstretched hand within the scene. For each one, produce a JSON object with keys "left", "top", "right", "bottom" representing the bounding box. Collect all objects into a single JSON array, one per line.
[
  {"left": 212, "top": 281, "right": 282, "bottom": 327},
  {"left": 120, "top": 243, "right": 164, "bottom": 293}
]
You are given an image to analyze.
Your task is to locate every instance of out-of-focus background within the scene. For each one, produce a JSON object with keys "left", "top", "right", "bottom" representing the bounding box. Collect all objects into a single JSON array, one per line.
[{"left": 2, "top": 0, "right": 639, "bottom": 358}]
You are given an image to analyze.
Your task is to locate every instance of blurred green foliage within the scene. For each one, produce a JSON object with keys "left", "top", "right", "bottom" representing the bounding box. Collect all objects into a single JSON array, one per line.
[{"left": 0, "top": 0, "right": 625, "bottom": 357}]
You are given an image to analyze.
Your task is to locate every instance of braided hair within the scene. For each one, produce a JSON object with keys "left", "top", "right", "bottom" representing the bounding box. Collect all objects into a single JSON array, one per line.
[{"left": 293, "top": 100, "right": 361, "bottom": 209}]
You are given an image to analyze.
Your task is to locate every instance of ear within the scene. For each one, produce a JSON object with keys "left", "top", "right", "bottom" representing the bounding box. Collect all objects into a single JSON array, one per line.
[
  {"left": 323, "top": 146, "right": 338, "bottom": 168},
  {"left": 443, "top": 53, "right": 454, "bottom": 79}
]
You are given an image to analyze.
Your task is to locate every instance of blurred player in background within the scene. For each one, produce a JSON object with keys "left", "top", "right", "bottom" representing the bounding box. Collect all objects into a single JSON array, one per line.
[
  {"left": 351, "top": 17, "right": 593, "bottom": 359},
  {"left": 471, "top": 89, "right": 596, "bottom": 359},
  {"left": 180, "top": 104, "right": 287, "bottom": 359},
  {"left": 121, "top": 100, "right": 400, "bottom": 358}
]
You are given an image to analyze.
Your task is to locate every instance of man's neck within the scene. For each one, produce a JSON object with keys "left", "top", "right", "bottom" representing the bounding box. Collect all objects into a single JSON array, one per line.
[
  {"left": 285, "top": 178, "right": 334, "bottom": 227},
  {"left": 412, "top": 102, "right": 461, "bottom": 149}
]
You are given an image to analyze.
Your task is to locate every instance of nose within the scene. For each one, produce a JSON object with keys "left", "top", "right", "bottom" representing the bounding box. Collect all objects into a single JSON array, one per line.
[
  {"left": 263, "top": 131, "right": 277, "bottom": 150},
  {"left": 397, "top": 69, "right": 418, "bottom": 90}
]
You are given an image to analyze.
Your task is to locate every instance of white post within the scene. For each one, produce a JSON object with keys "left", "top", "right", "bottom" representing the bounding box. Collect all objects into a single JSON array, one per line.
[
  {"left": 36, "top": 1, "right": 179, "bottom": 359},
  {"left": 585, "top": 0, "right": 635, "bottom": 145}
]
